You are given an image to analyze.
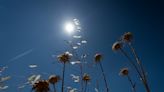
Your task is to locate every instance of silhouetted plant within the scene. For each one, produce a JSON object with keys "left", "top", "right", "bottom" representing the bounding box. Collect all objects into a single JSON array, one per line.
[
  {"left": 113, "top": 32, "right": 150, "bottom": 92},
  {"left": 48, "top": 75, "right": 60, "bottom": 92},
  {"left": 94, "top": 53, "right": 109, "bottom": 92},
  {"left": 119, "top": 68, "right": 136, "bottom": 92},
  {"left": 122, "top": 32, "right": 133, "bottom": 42},
  {"left": 57, "top": 52, "right": 72, "bottom": 92},
  {"left": 82, "top": 73, "right": 90, "bottom": 92},
  {"left": 112, "top": 41, "right": 123, "bottom": 51},
  {"left": 32, "top": 80, "right": 49, "bottom": 92},
  {"left": 122, "top": 32, "right": 150, "bottom": 92}
]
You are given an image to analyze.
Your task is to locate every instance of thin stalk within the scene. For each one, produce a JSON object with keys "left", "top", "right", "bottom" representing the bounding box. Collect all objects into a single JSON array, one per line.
[
  {"left": 128, "top": 43, "right": 146, "bottom": 79},
  {"left": 84, "top": 81, "right": 87, "bottom": 92},
  {"left": 143, "top": 82, "right": 150, "bottom": 92},
  {"left": 53, "top": 84, "right": 56, "bottom": 92},
  {"left": 128, "top": 43, "right": 150, "bottom": 92},
  {"left": 127, "top": 75, "right": 136, "bottom": 92},
  {"left": 120, "top": 48, "right": 150, "bottom": 92},
  {"left": 61, "top": 63, "right": 66, "bottom": 92},
  {"left": 99, "top": 62, "right": 109, "bottom": 92},
  {"left": 119, "top": 48, "right": 143, "bottom": 80}
]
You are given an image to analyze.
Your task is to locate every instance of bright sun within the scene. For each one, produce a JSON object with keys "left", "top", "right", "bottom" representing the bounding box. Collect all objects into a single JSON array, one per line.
[{"left": 64, "top": 22, "right": 75, "bottom": 34}]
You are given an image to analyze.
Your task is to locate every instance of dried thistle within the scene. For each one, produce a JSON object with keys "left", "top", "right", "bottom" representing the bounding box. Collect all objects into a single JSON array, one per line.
[
  {"left": 94, "top": 53, "right": 109, "bottom": 92},
  {"left": 119, "top": 68, "right": 129, "bottom": 76},
  {"left": 57, "top": 52, "right": 72, "bottom": 63},
  {"left": 82, "top": 73, "right": 90, "bottom": 92},
  {"left": 122, "top": 32, "right": 133, "bottom": 42},
  {"left": 57, "top": 52, "right": 72, "bottom": 92},
  {"left": 48, "top": 75, "right": 60, "bottom": 84},
  {"left": 112, "top": 41, "right": 122, "bottom": 51},
  {"left": 48, "top": 75, "right": 60, "bottom": 92},
  {"left": 82, "top": 73, "right": 91, "bottom": 82},
  {"left": 94, "top": 53, "right": 102, "bottom": 62},
  {"left": 119, "top": 68, "right": 136, "bottom": 92},
  {"left": 32, "top": 80, "right": 49, "bottom": 92},
  {"left": 114, "top": 32, "right": 151, "bottom": 92}
]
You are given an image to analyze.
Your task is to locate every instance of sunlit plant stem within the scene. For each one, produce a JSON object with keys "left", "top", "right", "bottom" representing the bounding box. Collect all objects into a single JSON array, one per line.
[
  {"left": 119, "top": 48, "right": 150, "bottom": 92},
  {"left": 128, "top": 43, "right": 150, "bottom": 92}
]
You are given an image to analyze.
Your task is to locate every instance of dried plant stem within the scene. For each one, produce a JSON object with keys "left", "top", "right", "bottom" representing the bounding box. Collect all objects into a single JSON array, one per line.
[
  {"left": 84, "top": 81, "right": 87, "bottom": 92},
  {"left": 53, "top": 84, "right": 56, "bottom": 92},
  {"left": 128, "top": 43, "right": 146, "bottom": 79},
  {"left": 127, "top": 75, "right": 136, "bottom": 92},
  {"left": 61, "top": 63, "right": 66, "bottom": 92},
  {"left": 99, "top": 62, "right": 109, "bottom": 92},
  {"left": 128, "top": 43, "right": 150, "bottom": 92},
  {"left": 120, "top": 48, "right": 150, "bottom": 92},
  {"left": 143, "top": 82, "right": 150, "bottom": 92},
  {"left": 119, "top": 48, "right": 143, "bottom": 79}
]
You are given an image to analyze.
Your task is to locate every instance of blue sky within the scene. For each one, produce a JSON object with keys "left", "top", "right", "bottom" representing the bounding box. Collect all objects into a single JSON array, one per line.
[{"left": 0, "top": 0, "right": 164, "bottom": 92}]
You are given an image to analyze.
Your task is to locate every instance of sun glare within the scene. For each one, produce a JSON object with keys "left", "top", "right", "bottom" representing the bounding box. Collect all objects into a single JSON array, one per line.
[{"left": 64, "top": 22, "right": 75, "bottom": 34}]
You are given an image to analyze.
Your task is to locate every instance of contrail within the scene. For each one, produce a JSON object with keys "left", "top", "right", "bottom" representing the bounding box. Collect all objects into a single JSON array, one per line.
[
  {"left": 0, "top": 49, "right": 33, "bottom": 67},
  {"left": 9, "top": 49, "right": 33, "bottom": 62},
  {"left": 1, "top": 49, "right": 34, "bottom": 71}
]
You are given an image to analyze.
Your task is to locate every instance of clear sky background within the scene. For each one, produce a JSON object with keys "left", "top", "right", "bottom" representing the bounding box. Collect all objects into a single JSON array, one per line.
[{"left": 0, "top": 0, "right": 164, "bottom": 92}]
